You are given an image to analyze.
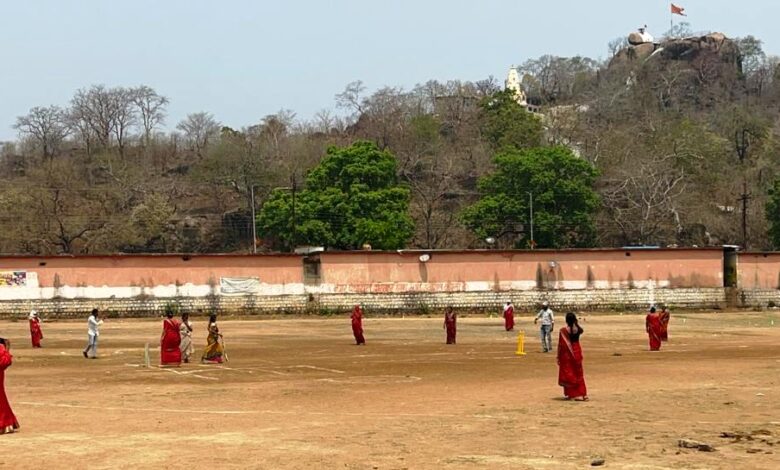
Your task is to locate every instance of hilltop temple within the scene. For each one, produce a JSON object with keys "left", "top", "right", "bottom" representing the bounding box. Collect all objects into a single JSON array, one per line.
[{"left": 505, "top": 66, "right": 528, "bottom": 107}]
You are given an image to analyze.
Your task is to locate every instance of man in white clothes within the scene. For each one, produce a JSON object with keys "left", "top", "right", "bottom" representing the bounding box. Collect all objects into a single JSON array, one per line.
[
  {"left": 534, "top": 301, "right": 555, "bottom": 352},
  {"left": 83, "top": 308, "right": 103, "bottom": 359}
]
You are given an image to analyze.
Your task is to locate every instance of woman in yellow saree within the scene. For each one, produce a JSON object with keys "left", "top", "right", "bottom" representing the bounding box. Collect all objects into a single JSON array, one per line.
[{"left": 201, "top": 314, "right": 224, "bottom": 364}]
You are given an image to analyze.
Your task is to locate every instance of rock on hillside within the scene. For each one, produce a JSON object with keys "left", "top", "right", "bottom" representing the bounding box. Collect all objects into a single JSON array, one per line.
[{"left": 610, "top": 32, "right": 742, "bottom": 72}]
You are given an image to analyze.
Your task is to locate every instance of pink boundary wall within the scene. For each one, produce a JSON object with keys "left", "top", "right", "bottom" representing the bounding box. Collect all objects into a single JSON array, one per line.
[
  {"left": 0, "top": 248, "right": 725, "bottom": 300},
  {"left": 0, "top": 253, "right": 304, "bottom": 287},
  {"left": 737, "top": 252, "right": 780, "bottom": 289},
  {"left": 317, "top": 248, "right": 724, "bottom": 292}
]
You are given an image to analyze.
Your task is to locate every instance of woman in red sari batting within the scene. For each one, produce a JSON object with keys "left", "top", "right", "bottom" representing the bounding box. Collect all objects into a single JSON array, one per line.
[
  {"left": 557, "top": 312, "right": 588, "bottom": 401},
  {"left": 503, "top": 302, "right": 514, "bottom": 331},
  {"left": 658, "top": 306, "right": 670, "bottom": 342},
  {"left": 444, "top": 306, "right": 457, "bottom": 344},
  {"left": 646, "top": 306, "right": 663, "bottom": 351},
  {"left": 351, "top": 305, "right": 365, "bottom": 345},
  {"left": 28, "top": 310, "right": 43, "bottom": 348},
  {"left": 0, "top": 338, "right": 19, "bottom": 434},
  {"left": 160, "top": 306, "right": 182, "bottom": 367}
]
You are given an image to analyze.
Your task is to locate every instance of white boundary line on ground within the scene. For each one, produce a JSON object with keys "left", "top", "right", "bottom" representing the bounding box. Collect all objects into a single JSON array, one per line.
[
  {"left": 15, "top": 401, "right": 491, "bottom": 420},
  {"left": 289, "top": 365, "right": 345, "bottom": 374},
  {"left": 317, "top": 374, "right": 421, "bottom": 384},
  {"left": 124, "top": 363, "right": 347, "bottom": 378},
  {"left": 17, "top": 401, "right": 780, "bottom": 424},
  {"left": 17, "top": 401, "right": 254, "bottom": 415},
  {"left": 157, "top": 367, "right": 219, "bottom": 381}
]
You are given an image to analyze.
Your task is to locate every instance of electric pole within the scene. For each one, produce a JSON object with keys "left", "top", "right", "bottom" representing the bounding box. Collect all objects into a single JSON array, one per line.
[
  {"left": 290, "top": 173, "right": 297, "bottom": 252},
  {"left": 250, "top": 185, "right": 257, "bottom": 254},
  {"left": 739, "top": 182, "right": 751, "bottom": 249}
]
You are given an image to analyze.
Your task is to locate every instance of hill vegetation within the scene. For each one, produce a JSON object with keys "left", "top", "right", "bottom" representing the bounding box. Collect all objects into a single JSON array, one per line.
[{"left": 3, "top": 30, "right": 780, "bottom": 254}]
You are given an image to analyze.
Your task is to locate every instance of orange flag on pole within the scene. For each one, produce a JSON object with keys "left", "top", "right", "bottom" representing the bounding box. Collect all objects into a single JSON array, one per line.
[{"left": 671, "top": 3, "right": 686, "bottom": 16}]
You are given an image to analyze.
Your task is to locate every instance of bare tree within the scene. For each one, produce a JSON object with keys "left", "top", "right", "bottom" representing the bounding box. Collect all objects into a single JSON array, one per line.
[
  {"left": 176, "top": 112, "right": 221, "bottom": 157},
  {"left": 112, "top": 87, "right": 138, "bottom": 156},
  {"left": 474, "top": 76, "right": 501, "bottom": 97},
  {"left": 70, "top": 85, "right": 119, "bottom": 149},
  {"left": 601, "top": 154, "right": 687, "bottom": 245},
  {"left": 14, "top": 106, "right": 69, "bottom": 159},
  {"left": 250, "top": 110, "right": 296, "bottom": 160},
  {"left": 607, "top": 36, "right": 629, "bottom": 59},
  {"left": 131, "top": 85, "right": 169, "bottom": 147},
  {"left": 65, "top": 107, "right": 95, "bottom": 157},
  {"left": 335, "top": 80, "right": 366, "bottom": 120}
]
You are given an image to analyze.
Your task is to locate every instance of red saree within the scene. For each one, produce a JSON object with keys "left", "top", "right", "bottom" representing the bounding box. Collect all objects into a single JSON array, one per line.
[
  {"left": 351, "top": 306, "right": 365, "bottom": 345},
  {"left": 646, "top": 313, "right": 662, "bottom": 351},
  {"left": 503, "top": 305, "right": 515, "bottom": 331},
  {"left": 557, "top": 327, "right": 587, "bottom": 399},
  {"left": 160, "top": 318, "right": 182, "bottom": 366},
  {"left": 0, "top": 345, "right": 19, "bottom": 434},
  {"left": 658, "top": 310, "right": 670, "bottom": 341},
  {"left": 444, "top": 311, "right": 457, "bottom": 344},
  {"left": 29, "top": 318, "right": 43, "bottom": 348}
]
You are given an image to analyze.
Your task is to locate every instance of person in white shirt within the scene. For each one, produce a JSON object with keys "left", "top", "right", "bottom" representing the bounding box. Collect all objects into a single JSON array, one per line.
[
  {"left": 82, "top": 308, "right": 104, "bottom": 359},
  {"left": 534, "top": 301, "right": 555, "bottom": 352}
]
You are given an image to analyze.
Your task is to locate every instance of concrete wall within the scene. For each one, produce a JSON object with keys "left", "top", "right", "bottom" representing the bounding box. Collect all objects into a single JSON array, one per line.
[
  {"left": 0, "top": 287, "right": 728, "bottom": 320},
  {"left": 0, "top": 254, "right": 304, "bottom": 300},
  {"left": 317, "top": 249, "right": 724, "bottom": 293},
  {"left": 737, "top": 252, "right": 780, "bottom": 290},
  {"left": 0, "top": 248, "right": 765, "bottom": 318}
]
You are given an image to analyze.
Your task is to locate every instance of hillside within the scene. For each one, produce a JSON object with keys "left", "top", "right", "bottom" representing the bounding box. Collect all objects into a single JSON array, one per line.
[{"left": 2, "top": 32, "right": 780, "bottom": 254}]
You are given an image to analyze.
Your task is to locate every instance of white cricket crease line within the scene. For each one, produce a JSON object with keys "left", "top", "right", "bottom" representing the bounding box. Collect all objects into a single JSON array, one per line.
[
  {"left": 157, "top": 366, "right": 219, "bottom": 381},
  {"left": 17, "top": 402, "right": 251, "bottom": 415},
  {"left": 254, "top": 368, "right": 289, "bottom": 376},
  {"left": 16, "top": 401, "right": 493, "bottom": 420},
  {"left": 289, "top": 365, "right": 345, "bottom": 374},
  {"left": 174, "top": 368, "right": 221, "bottom": 375},
  {"left": 317, "top": 375, "right": 422, "bottom": 384},
  {"left": 123, "top": 363, "right": 283, "bottom": 377}
]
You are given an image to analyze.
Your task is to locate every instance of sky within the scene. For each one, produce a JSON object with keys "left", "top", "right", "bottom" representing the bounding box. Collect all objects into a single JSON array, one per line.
[{"left": 1, "top": 0, "right": 778, "bottom": 141}]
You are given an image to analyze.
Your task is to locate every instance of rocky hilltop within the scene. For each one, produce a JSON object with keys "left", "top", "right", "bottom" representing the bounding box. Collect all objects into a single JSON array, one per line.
[{"left": 610, "top": 32, "right": 742, "bottom": 73}]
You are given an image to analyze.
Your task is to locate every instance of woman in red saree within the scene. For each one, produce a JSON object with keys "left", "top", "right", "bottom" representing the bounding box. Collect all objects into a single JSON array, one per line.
[
  {"left": 29, "top": 310, "right": 43, "bottom": 348},
  {"left": 444, "top": 306, "right": 457, "bottom": 344},
  {"left": 658, "top": 306, "right": 670, "bottom": 342},
  {"left": 557, "top": 312, "right": 588, "bottom": 401},
  {"left": 351, "top": 305, "right": 365, "bottom": 345},
  {"left": 160, "top": 307, "right": 182, "bottom": 367},
  {"left": 503, "top": 302, "right": 515, "bottom": 331},
  {"left": 0, "top": 338, "right": 20, "bottom": 434},
  {"left": 646, "top": 306, "right": 663, "bottom": 351}
]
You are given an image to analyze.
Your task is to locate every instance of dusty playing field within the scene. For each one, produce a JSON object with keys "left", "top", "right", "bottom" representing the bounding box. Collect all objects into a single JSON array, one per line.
[{"left": 0, "top": 311, "right": 779, "bottom": 469}]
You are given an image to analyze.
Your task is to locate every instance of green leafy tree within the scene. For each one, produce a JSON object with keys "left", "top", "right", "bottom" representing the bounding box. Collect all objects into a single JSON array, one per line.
[
  {"left": 461, "top": 146, "right": 599, "bottom": 248},
  {"left": 257, "top": 141, "right": 414, "bottom": 250},
  {"left": 479, "top": 89, "right": 544, "bottom": 150}
]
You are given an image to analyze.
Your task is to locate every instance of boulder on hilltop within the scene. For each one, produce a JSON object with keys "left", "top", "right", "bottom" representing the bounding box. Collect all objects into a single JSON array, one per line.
[{"left": 610, "top": 32, "right": 742, "bottom": 72}]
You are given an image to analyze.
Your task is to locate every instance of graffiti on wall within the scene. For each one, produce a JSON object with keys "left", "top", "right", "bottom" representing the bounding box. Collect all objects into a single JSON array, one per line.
[{"left": 0, "top": 271, "right": 27, "bottom": 287}]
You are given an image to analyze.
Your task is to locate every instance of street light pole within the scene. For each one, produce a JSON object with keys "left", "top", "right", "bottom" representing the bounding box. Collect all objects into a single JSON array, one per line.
[
  {"left": 290, "top": 173, "right": 297, "bottom": 253},
  {"left": 250, "top": 185, "right": 257, "bottom": 254},
  {"left": 528, "top": 191, "right": 534, "bottom": 249}
]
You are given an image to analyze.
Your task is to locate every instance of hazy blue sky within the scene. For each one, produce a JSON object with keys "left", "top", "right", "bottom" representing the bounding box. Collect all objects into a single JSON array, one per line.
[{"left": 1, "top": 0, "right": 777, "bottom": 140}]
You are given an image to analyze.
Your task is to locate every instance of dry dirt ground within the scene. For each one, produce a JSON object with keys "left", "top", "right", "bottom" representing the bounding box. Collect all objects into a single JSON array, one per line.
[{"left": 0, "top": 311, "right": 779, "bottom": 469}]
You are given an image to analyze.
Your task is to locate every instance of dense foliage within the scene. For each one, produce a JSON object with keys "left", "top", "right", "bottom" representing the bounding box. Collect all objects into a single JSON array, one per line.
[
  {"left": 461, "top": 147, "right": 599, "bottom": 248},
  {"left": 257, "top": 141, "right": 414, "bottom": 250}
]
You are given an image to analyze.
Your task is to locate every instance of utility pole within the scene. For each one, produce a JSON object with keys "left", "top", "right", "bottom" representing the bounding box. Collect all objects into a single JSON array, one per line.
[
  {"left": 735, "top": 127, "right": 753, "bottom": 250},
  {"left": 739, "top": 182, "right": 751, "bottom": 249},
  {"left": 528, "top": 191, "right": 535, "bottom": 249},
  {"left": 290, "top": 173, "right": 297, "bottom": 253},
  {"left": 250, "top": 185, "right": 257, "bottom": 254}
]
